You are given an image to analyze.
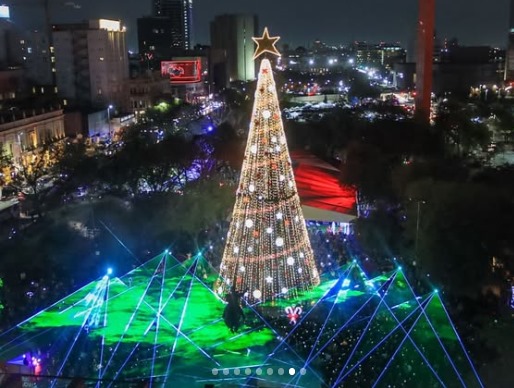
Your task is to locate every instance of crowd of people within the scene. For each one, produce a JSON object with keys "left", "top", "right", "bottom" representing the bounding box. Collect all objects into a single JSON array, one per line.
[
  {"left": 0, "top": 218, "right": 413, "bottom": 385},
  {"left": 0, "top": 218, "right": 364, "bottom": 331},
  {"left": 0, "top": 274, "right": 77, "bottom": 333}
]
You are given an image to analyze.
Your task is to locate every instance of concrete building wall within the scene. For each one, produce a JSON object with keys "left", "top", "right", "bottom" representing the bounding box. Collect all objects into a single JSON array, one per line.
[
  {"left": 124, "top": 72, "right": 170, "bottom": 113},
  {"left": 0, "top": 68, "right": 26, "bottom": 101},
  {"left": 211, "top": 14, "right": 258, "bottom": 86},
  {"left": 23, "top": 30, "right": 53, "bottom": 85},
  {"left": 53, "top": 20, "right": 129, "bottom": 108},
  {"left": 137, "top": 16, "right": 175, "bottom": 60},
  {"left": 236, "top": 15, "right": 256, "bottom": 82},
  {"left": 53, "top": 30, "right": 80, "bottom": 101},
  {"left": 0, "top": 109, "right": 65, "bottom": 164},
  {"left": 0, "top": 18, "right": 23, "bottom": 68}
]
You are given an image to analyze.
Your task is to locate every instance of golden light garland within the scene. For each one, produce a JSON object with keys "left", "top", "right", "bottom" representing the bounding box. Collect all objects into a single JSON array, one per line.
[{"left": 217, "top": 49, "right": 320, "bottom": 302}]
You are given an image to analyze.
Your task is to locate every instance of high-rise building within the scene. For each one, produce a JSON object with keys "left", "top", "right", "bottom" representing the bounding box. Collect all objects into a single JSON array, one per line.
[
  {"left": 210, "top": 14, "right": 258, "bottom": 86},
  {"left": 23, "top": 30, "right": 54, "bottom": 86},
  {"left": 350, "top": 42, "right": 406, "bottom": 69},
  {"left": 506, "top": 0, "right": 514, "bottom": 80},
  {"left": 152, "top": 0, "right": 192, "bottom": 50},
  {"left": 137, "top": 16, "right": 185, "bottom": 62},
  {"left": 415, "top": 0, "right": 435, "bottom": 123},
  {"left": 52, "top": 19, "right": 129, "bottom": 108},
  {"left": 0, "top": 6, "right": 23, "bottom": 68}
]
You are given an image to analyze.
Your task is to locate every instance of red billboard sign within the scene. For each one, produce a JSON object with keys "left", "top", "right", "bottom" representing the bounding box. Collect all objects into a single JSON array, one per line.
[{"left": 161, "top": 60, "right": 202, "bottom": 84}]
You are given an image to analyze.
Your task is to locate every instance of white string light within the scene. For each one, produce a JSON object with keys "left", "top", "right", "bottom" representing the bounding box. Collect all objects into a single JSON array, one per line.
[{"left": 217, "top": 58, "right": 320, "bottom": 301}]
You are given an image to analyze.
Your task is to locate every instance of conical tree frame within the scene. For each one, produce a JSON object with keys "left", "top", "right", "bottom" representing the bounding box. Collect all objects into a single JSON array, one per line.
[{"left": 218, "top": 58, "right": 320, "bottom": 302}]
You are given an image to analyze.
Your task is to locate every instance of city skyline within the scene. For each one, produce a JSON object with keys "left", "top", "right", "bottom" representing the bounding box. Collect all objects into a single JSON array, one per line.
[{"left": 7, "top": 0, "right": 511, "bottom": 51}]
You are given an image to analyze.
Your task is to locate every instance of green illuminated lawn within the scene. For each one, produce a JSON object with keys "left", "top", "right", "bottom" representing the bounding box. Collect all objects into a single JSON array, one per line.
[
  {"left": 0, "top": 254, "right": 320, "bottom": 385},
  {"left": 0, "top": 254, "right": 482, "bottom": 387}
]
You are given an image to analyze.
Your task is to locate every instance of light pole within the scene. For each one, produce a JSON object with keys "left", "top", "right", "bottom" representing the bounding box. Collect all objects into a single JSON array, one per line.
[
  {"left": 413, "top": 199, "right": 426, "bottom": 261},
  {"left": 107, "top": 105, "right": 113, "bottom": 141}
]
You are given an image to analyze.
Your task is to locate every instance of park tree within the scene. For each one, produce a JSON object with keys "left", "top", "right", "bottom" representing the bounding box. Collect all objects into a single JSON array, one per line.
[
  {"left": 435, "top": 100, "right": 491, "bottom": 157},
  {"left": 402, "top": 178, "right": 514, "bottom": 299},
  {"left": 209, "top": 121, "right": 245, "bottom": 169},
  {"left": 138, "top": 135, "right": 194, "bottom": 192},
  {"left": 0, "top": 148, "right": 12, "bottom": 200},
  {"left": 123, "top": 174, "right": 236, "bottom": 256},
  {"left": 168, "top": 175, "right": 235, "bottom": 243},
  {"left": 340, "top": 141, "right": 393, "bottom": 202},
  {"left": 353, "top": 204, "right": 405, "bottom": 262},
  {"left": 348, "top": 71, "right": 381, "bottom": 100},
  {"left": 11, "top": 141, "right": 62, "bottom": 217},
  {"left": 52, "top": 139, "right": 95, "bottom": 195},
  {"left": 104, "top": 126, "right": 147, "bottom": 195},
  {"left": 141, "top": 100, "right": 184, "bottom": 135},
  {"left": 101, "top": 125, "right": 217, "bottom": 196},
  {"left": 489, "top": 101, "right": 514, "bottom": 142}
]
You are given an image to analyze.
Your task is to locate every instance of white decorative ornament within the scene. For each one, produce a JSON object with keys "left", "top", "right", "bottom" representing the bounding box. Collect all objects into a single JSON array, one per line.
[
  {"left": 265, "top": 276, "right": 273, "bottom": 284},
  {"left": 299, "top": 252, "right": 305, "bottom": 258},
  {"left": 298, "top": 267, "right": 303, "bottom": 274},
  {"left": 266, "top": 227, "right": 273, "bottom": 234},
  {"left": 282, "top": 287, "right": 288, "bottom": 294},
  {"left": 279, "top": 175, "right": 286, "bottom": 182},
  {"left": 275, "top": 145, "right": 281, "bottom": 152},
  {"left": 249, "top": 184, "right": 255, "bottom": 192},
  {"left": 247, "top": 246, "right": 253, "bottom": 252},
  {"left": 280, "top": 136, "right": 286, "bottom": 144},
  {"left": 276, "top": 237, "right": 284, "bottom": 247},
  {"left": 262, "top": 110, "right": 271, "bottom": 119},
  {"left": 253, "top": 289, "right": 262, "bottom": 299},
  {"left": 287, "top": 257, "right": 295, "bottom": 265},
  {"left": 245, "top": 219, "right": 254, "bottom": 228},
  {"left": 233, "top": 246, "right": 239, "bottom": 254},
  {"left": 288, "top": 181, "right": 294, "bottom": 188},
  {"left": 271, "top": 136, "right": 277, "bottom": 143},
  {"left": 268, "top": 85, "right": 275, "bottom": 93},
  {"left": 239, "top": 266, "right": 245, "bottom": 272},
  {"left": 295, "top": 215, "right": 299, "bottom": 222},
  {"left": 250, "top": 144, "right": 258, "bottom": 154},
  {"left": 217, "top": 287, "right": 223, "bottom": 295},
  {"left": 276, "top": 212, "right": 283, "bottom": 220}
]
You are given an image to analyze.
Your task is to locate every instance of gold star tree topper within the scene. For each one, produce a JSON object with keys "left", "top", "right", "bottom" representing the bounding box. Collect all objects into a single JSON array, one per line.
[{"left": 252, "top": 27, "right": 281, "bottom": 59}]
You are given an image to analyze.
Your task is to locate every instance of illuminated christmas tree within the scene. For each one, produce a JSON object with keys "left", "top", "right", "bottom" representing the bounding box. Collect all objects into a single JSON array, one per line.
[{"left": 218, "top": 28, "right": 320, "bottom": 302}]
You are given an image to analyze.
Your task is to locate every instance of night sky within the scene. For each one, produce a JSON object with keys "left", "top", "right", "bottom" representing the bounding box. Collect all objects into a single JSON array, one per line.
[{"left": 9, "top": 0, "right": 511, "bottom": 52}]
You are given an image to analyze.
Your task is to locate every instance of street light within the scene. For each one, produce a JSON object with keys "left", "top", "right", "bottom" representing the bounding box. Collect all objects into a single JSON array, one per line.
[
  {"left": 107, "top": 105, "right": 113, "bottom": 141},
  {"left": 411, "top": 198, "right": 427, "bottom": 261}
]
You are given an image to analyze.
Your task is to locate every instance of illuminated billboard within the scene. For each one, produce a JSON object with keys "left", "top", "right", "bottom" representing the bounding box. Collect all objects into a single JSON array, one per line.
[
  {"left": 89, "top": 19, "right": 121, "bottom": 31},
  {"left": 98, "top": 19, "right": 121, "bottom": 31},
  {"left": 161, "top": 59, "right": 202, "bottom": 84},
  {"left": 0, "top": 5, "right": 10, "bottom": 19}
]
